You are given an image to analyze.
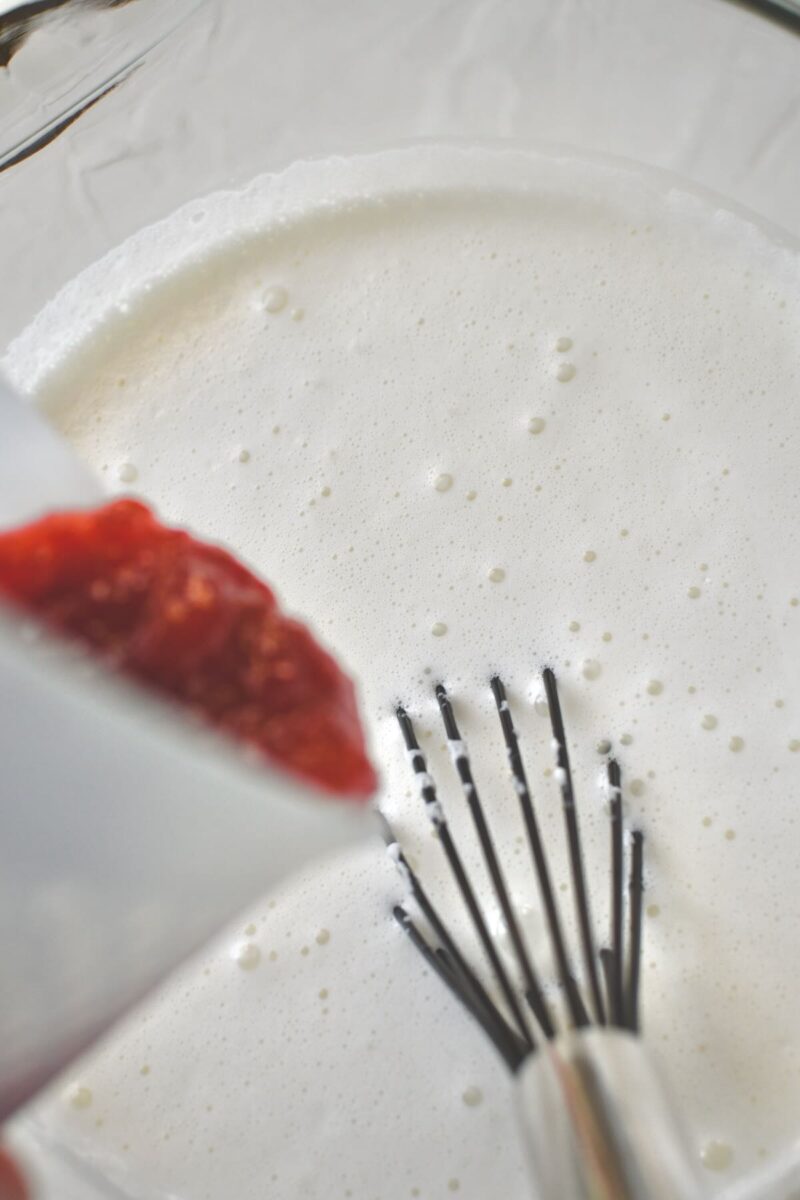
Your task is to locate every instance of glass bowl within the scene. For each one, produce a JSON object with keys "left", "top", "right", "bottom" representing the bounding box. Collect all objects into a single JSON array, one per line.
[{"left": 0, "top": 1, "right": 798, "bottom": 1197}]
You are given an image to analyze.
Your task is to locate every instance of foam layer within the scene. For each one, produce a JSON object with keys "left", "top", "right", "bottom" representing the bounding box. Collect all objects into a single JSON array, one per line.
[{"left": 7, "top": 146, "right": 800, "bottom": 1197}]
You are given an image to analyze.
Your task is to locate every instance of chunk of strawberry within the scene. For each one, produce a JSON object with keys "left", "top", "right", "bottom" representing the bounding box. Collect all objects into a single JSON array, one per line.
[{"left": 0, "top": 499, "right": 376, "bottom": 799}]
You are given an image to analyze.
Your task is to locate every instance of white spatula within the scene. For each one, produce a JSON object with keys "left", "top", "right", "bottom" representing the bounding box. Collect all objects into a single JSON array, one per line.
[{"left": 0, "top": 377, "right": 371, "bottom": 1120}]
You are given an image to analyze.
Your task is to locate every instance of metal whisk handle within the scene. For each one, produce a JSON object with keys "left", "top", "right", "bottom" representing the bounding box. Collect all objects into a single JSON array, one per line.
[{"left": 514, "top": 1028, "right": 708, "bottom": 1200}]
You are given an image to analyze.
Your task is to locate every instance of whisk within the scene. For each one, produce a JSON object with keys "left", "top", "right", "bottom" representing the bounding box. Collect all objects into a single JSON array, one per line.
[{"left": 383, "top": 668, "right": 708, "bottom": 1200}]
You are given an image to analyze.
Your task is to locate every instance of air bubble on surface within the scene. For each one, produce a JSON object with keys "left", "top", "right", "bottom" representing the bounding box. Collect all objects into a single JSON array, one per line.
[
  {"left": 701, "top": 1142, "right": 733, "bottom": 1172},
  {"left": 263, "top": 286, "right": 288, "bottom": 313},
  {"left": 64, "top": 1084, "right": 93, "bottom": 1110},
  {"left": 231, "top": 942, "right": 261, "bottom": 971}
]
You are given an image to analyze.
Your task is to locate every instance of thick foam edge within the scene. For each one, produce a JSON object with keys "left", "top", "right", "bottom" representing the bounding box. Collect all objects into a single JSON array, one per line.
[{"left": 4, "top": 141, "right": 799, "bottom": 395}]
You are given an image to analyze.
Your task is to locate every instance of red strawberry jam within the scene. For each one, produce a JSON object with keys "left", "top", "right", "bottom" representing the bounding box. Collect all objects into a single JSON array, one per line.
[{"left": 0, "top": 499, "right": 376, "bottom": 799}]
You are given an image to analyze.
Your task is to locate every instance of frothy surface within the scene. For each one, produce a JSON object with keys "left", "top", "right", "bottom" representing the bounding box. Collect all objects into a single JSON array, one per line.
[{"left": 8, "top": 146, "right": 800, "bottom": 1197}]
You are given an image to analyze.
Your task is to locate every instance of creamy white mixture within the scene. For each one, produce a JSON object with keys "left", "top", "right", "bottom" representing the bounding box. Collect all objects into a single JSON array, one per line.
[{"left": 7, "top": 146, "right": 800, "bottom": 1198}]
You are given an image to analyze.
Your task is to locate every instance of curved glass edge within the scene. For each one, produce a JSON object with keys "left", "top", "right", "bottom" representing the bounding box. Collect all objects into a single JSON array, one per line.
[
  {"left": 0, "top": 0, "right": 209, "bottom": 172},
  {"left": 724, "top": 0, "right": 800, "bottom": 32}
]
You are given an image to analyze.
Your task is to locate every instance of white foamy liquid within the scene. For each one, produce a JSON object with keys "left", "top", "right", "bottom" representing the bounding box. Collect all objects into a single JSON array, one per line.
[{"left": 7, "top": 146, "right": 800, "bottom": 1197}]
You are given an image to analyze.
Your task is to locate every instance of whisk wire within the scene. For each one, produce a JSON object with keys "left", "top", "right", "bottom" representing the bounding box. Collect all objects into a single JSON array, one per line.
[
  {"left": 542, "top": 667, "right": 607, "bottom": 1026},
  {"left": 377, "top": 812, "right": 528, "bottom": 1069},
  {"left": 389, "top": 671, "right": 645, "bottom": 1070},
  {"left": 490, "top": 675, "right": 590, "bottom": 1030},
  {"left": 626, "top": 830, "right": 645, "bottom": 1033},
  {"left": 434, "top": 684, "right": 555, "bottom": 1039},
  {"left": 395, "top": 705, "right": 537, "bottom": 1050},
  {"left": 393, "top": 905, "right": 526, "bottom": 1072},
  {"left": 608, "top": 758, "right": 626, "bottom": 1026}
]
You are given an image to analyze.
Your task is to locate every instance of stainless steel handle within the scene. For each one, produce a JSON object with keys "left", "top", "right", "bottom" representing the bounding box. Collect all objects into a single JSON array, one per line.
[{"left": 514, "top": 1028, "right": 708, "bottom": 1200}]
